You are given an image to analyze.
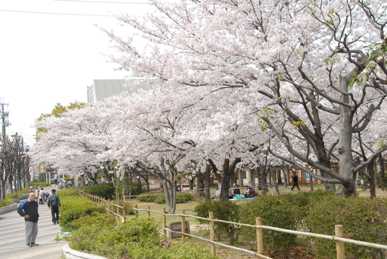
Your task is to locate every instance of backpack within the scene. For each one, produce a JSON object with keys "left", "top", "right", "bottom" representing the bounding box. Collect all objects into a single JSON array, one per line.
[
  {"left": 17, "top": 199, "right": 28, "bottom": 217},
  {"left": 50, "top": 195, "right": 59, "bottom": 207}
]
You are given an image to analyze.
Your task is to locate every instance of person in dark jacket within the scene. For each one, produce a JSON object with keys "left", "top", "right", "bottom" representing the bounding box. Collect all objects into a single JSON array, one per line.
[
  {"left": 25, "top": 192, "right": 39, "bottom": 247},
  {"left": 291, "top": 171, "right": 301, "bottom": 191},
  {"left": 48, "top": 189, "right": 61, "bottom": 224}
]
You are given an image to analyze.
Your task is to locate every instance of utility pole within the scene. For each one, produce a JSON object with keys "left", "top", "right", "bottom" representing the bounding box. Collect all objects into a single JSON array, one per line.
[
  {"left": 0, "top": 103, "right": 9, "bottom": 199},
  {"left": 0, "top": 103, "right": 9, "bottom": 152}
]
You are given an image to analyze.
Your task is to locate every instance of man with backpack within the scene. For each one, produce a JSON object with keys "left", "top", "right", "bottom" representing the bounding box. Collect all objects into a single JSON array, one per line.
[
  {"left": 47, "top": 189, "right": 61, "bottom": 224},
  {"left": 18, "top": 192, "right": 40, "bottom": 247}
]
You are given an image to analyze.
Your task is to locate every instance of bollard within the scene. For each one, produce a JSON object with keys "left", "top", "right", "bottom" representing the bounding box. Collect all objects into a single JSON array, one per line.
[
  {"left": 256, "top": 217, "right": 264, "bottom": 257},
  {"left": 335, "top": 225, "right": 345, "bottom": 259},
  {"left": 147, "top": 206, "right": 151, "bottom": 218},
  {"left": 135, "top": 204, "right": 138, "bottom": 218},
  {"left": 209, "top": 211, "right": 216, "bottom": 256}
]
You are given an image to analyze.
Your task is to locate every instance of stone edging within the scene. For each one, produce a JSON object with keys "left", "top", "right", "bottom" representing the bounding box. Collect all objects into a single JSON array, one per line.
[
  {"left": 62, "top": 244, "right": 107, "bottom": 259},
  {"left": 0, "top": 203, "right": 17, "bottom": 215}
]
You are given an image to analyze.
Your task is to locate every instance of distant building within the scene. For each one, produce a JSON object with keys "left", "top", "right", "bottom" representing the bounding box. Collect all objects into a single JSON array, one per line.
[{"left": 87, "top": 78, "right": 153, "bottom": 104}]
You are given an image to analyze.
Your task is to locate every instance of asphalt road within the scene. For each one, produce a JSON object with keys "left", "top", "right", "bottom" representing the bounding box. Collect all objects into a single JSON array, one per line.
[{"left": 0, "top": 202, "right": 64, "bottom": 259}]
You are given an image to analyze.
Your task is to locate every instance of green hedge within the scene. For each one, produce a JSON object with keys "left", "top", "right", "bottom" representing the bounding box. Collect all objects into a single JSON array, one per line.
[
  {"left": 83, "top": 184, "right": 115, "bottom": 200},
  {"left": 70, "top": 216, "right": 217, "bottom": 259},
  {"left": 137, "top": 192, "right": 193, "bottom": 204},
  {"left": 240, "top": 195, "right": 298, "bottom": 253},
  {"left": 60, "top": 190, "right": 104, "bottom": 230},
  {"left": 0, "top": 189, "right": 29, "bottom": 208},
  {"left": 194, "top": 200, "right": 240, "bottom": 244},
  {"left": 305, "top": 196, "right": 387, "bottom": 258},
  {"left": 30, "top": 180, "right": 50, "bottom": 188}
]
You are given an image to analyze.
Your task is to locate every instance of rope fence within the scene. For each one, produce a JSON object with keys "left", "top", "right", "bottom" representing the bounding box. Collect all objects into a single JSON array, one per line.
[{"left": 81, "top": 192, "right": 387, "bottom": 259}]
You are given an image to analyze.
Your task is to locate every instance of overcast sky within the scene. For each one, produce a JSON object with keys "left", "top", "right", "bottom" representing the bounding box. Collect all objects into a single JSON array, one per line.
[{"left": 0, "top": 0, "right": 151, "bottom": 145}]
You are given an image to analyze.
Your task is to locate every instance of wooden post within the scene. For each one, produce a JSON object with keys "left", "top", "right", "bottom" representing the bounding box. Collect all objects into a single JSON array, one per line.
[
  {"left": 335, "top": 225, "right": 345, "bottom": 259},
  {"left": 163, "top": 208, "right": 168, "bottom": 238},
  {"left": 256, "top": 217, "right": 264, "bottom": 257},
  {"left": 181, "top": 210, "right": 186, "bottom": 240},
  {"left": 209, "top": 211, "right": 216, "bottom": 256},
  {"left": 147, "top": 206, "right": 151, "bottom": 218},
  {"left": 135, "top": 204, "right": 138, "bottom": 218}
]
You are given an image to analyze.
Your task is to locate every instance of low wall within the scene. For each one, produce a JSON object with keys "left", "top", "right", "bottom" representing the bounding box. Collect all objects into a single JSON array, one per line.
[
  {"left": 62, "top": 244, "right": 107, "bottom": 259},
  {"left": 0, "top": 203, "right": 17, "bottom": 215}
]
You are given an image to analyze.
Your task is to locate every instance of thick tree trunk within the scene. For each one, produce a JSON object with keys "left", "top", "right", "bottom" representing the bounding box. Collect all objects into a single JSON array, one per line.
[
  {"left": 163, "top": 179, "right": 176, "bottom": 213},
  {"left": 220, "top": 158, "right": 241, "bottom": 200},
  {"left": 204, "top": 163, "right": 211, "bottom": 200},
  {"left": 0, "top": 180, "right": 6, "bottom": 200},
  {"left": 277, "top": 169, "right": 283, "bottom": 185},
  {"left": 196, "top": 172, "right": 205, "bottom": 197},
  {"left": 368, "top": 158, "right": 376, "bottom": 199},
  {"left": 257, "top": 167, "right": 268, "bottom": 195},
  {"left": 220, "top": 159, "right": 232, "bottom": 201},
  {"left": 338, "top": 76, "right": 356, "bottom": 196}
]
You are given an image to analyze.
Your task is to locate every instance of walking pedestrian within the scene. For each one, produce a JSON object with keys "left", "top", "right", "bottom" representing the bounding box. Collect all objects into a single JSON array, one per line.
[
  {"left": 24, "top": 192, "right": 39, "bottom": 247},
  {"left": 291, "top": 170, "right": 301, "bottom": 191},
  {"left": 48, "top": 189, "right": 61, "bottom": 224}
]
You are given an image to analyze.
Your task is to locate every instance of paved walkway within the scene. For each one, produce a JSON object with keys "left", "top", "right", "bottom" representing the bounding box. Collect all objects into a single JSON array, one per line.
[{"left": 0, "top": 203, "right": 64, "bottom": 259}]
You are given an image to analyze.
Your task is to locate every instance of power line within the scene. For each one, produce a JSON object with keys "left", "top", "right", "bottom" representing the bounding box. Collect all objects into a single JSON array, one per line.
[
  {"left": 56, "top": 0, "right": 152, "bottom": 5},
  {"left": 0, "top": 8, "right": 115, "bottom": 17}
]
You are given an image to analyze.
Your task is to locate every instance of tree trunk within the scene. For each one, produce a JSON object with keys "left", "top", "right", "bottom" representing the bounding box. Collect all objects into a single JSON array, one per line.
[
  {"left": 220, "top": 159, "right": 231, "bottom": 201},
  {"left": 338, "top": 76, "right": 356, "bottom": 196},
  {"left": 272, "top": 168, "right": 280, "bottom": 195},
  {"left": 204, "top": 163, "right": 211, "bottom": 200},
  {"left": 163, "top": 179, "right": 176, "bottom": 213},
  {"left": 368, "top": 158, "right": 376, "bottom": 199},
  {"left": 220, "top": 158, "right": 241, "bottom": 200},
  {"left": 277, "top": 169, "right": 283, "bottom": 185},
  {"left": 378, "top": 154, "right": 385, "bottom": 190},
  {"left": 196, "top": 172, "right": 205, "bottom": 197},
  {"left": 257, "top": 167, "right": 268, "bottom": 195}
]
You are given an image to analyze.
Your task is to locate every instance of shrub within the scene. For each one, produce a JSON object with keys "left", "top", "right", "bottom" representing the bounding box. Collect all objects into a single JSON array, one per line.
[
  {"left": 70, "top": 216, "right": 218, "bottom": 259},
  {"left": 239, "top": 195, "right": 298, "bottom": 253},
  {"left": 30, "top": 180, "right": 50, "bottom": 188},
  {"left": 70, "top": 212, "right": 115, "bottom": 230},
  {"left": 176, "top": 193, "right": 194, "bottom": 204},
  {"left": 0, "top": 189, "right": 29, "bottom": 208},
  {"left": 60, "top": 194, "right": 104, "bottom": 230},
  {"left": 138, "top": 192, "right": 193, "bottom": 204},
  {"left": 70, "top": 217, "right": 160, "bottom": 258},
  {"left": 283, "top": 191, "right": 334, "bottom": 226},
  {"left": 195, "top": 200, "right": 240, "bottom": 244},
  {"left": 305, "top": 196, "right": 387, "bottom": 258},
  {"left": 84, "top": 183, "right": 114, "bottom": 199}
]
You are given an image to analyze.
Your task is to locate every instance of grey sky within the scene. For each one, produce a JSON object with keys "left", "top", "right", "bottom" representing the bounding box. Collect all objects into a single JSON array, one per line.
[{"left": 0, "top": 0, "right": 151, "bottom": 145}]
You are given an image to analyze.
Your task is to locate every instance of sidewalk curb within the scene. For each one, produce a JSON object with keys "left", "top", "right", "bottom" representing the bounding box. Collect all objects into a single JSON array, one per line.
[
  {"left": 62, "top": 244, "right": 107, "bottom": 259},
  {"left": 0, "top": 203, "right": 17, "bottom": 215}
]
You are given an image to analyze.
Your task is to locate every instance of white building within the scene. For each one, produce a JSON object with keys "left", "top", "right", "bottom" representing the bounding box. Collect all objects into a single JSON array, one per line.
[{"left": 87, "top": 78, "right": 153, "bottom": 104}]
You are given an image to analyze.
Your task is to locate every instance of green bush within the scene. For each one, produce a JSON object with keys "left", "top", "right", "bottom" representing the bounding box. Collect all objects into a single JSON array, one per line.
[
  {"left": 70, "top": 216, "right": 218, "bottom": 259},
  {"left": 239, "top": 195, "right": 298, "bottom": 253},
  {"left": 30, "top": 180, "right": 50, "bottom": 188},
  {"left": 0, "top": 189, "right": 29, "bottom": 208},
  {"left": 60, "top": 194, "right": 104, "bottom": 230},
  {"left": 137, "top": 192, "right": 160, "bottom": 203},
  {"left": 195, "top": 200, "right": 240, "bottom": 244},
  {"left": 138, "top": 192, "right": 193, "bottom": 204},
  {"left": 84, "top": 183, "right": 115, "bottom": 199},
  {"left": 305, "top": 196, "right": 387, "bottom": 258},
  {"left": 70, "top": 212, "right": 115, "bottom": 230},
  {"left": 71, "top": 217, "right": 160, "bottom": 258}
]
